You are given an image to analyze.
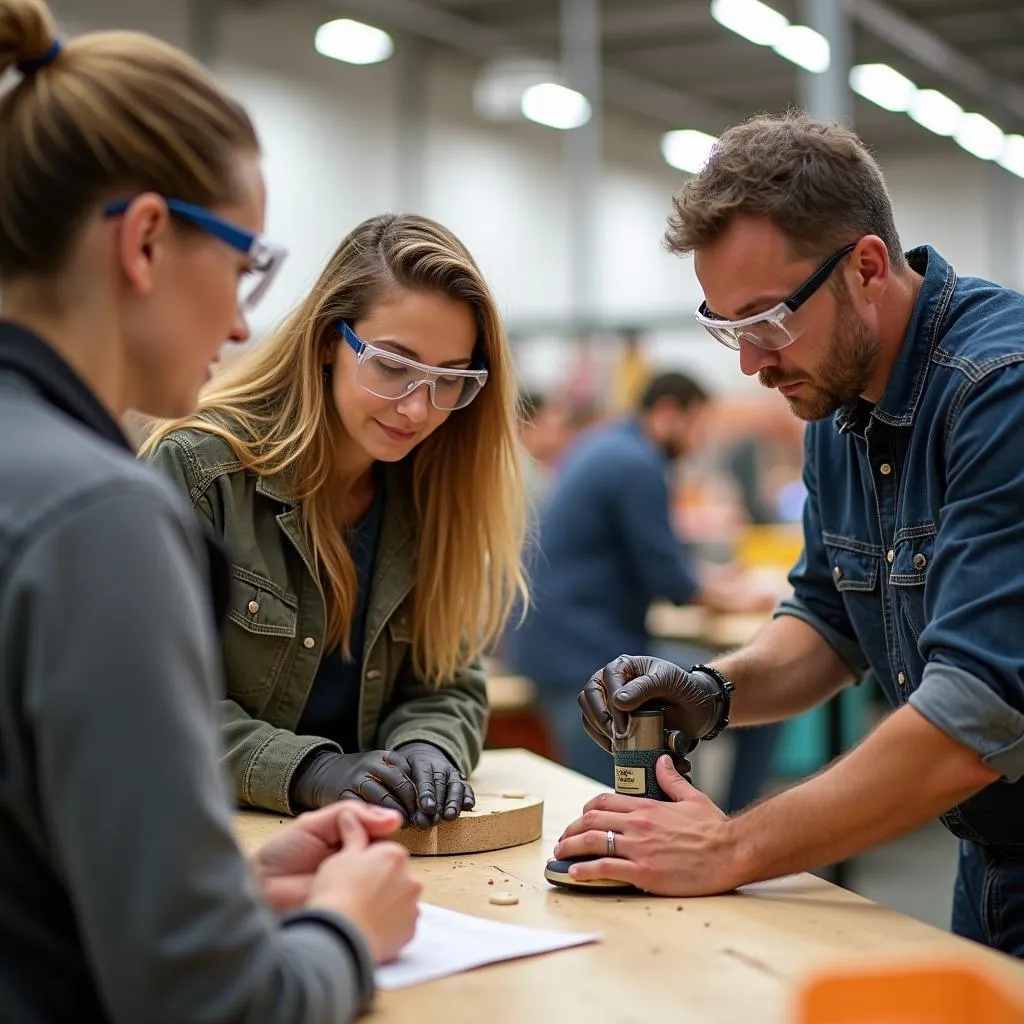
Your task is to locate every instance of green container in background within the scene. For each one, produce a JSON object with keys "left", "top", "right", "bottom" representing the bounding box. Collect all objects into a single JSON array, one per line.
[{"left": 773, "top": 683, "right": 871, "bottom": 777}]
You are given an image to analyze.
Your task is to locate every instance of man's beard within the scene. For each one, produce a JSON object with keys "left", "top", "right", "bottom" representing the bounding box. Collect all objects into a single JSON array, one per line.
[{"left": 760, "top": 286, "right": 879, "bottom": 421}]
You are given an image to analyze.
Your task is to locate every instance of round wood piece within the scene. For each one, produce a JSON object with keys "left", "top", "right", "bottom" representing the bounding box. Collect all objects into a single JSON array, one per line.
[
  {"left": 489, "top": 893, "right": 519, "bottom": 906},
  {"left": 396, "top": 792, "right": 543, "bottom": 856}
]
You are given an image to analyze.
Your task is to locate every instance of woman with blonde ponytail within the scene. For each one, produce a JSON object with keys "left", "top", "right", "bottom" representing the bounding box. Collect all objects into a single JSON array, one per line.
[
  {"left": 143, "top": 213, "right": 528, "bottom": 827},
  {"left": 0, "top": 2, "right": 420, "bottom": 1020}
]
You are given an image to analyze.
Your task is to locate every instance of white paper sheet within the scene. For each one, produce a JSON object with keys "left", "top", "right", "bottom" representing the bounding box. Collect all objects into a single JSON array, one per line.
[{"left": 374, "top": 903, "right": 602, "bottom": 990}]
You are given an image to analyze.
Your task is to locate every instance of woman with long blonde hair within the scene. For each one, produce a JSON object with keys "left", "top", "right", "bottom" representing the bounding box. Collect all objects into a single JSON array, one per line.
[{"left": 144, "top": 212, "right": 527, "bottom": 828}]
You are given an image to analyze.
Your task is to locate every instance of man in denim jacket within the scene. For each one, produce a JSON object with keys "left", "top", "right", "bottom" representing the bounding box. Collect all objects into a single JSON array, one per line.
[{"left": 560, "top": 112, "right": 1024, "bottom": 955}]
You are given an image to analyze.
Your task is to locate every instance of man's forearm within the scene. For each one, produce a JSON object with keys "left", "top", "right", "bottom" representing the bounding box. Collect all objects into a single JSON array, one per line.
[
  {"left": 712, "top": 615, "right": 853, "bottom": 726},
  {"left": 723, "top": 705, "right": 998, "bottom": 886}
]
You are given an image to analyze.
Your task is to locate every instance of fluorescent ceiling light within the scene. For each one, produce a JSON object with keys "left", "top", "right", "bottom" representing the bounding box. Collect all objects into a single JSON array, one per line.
[
  {"left": 315, "top": 19, "right": 394, "bottom": 65},
  {"left": 908, "top": 89, "right": 963, "bottom": 136},
  {"left": 661, "top": 129, "right": 718, "bottom": 174},
  {"left": 773, "top": 25, "right": 829, "bottom": 74},
  {"left": 999, "top": 134, "right": 1024, "bottom": 179},
  {"left": 520, "top": 82, "right": 591, "bottom": 130},
  {"left": 849, "top": 63, "right": 917, "bottom": 113},
  {"left": 713, "top": 0, "right": 827, "bottom": 74},
  {"left": 711, "top": 0, "right": 788, "bottom": 47},
  {"left": 954, "top": 112, "right": 1005, "bottom": 161}
]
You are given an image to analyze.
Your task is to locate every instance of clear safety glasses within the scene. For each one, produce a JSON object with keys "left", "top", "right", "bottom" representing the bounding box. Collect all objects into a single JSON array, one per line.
[
  {"left": 693, "top": 242, "right": 856, "bottom": 351},
  {"left": 338, "top": 321, "right": 488, "bottom": 411},
  {"left": 103, "top": 197, "right": 288, "bottom": 311}
]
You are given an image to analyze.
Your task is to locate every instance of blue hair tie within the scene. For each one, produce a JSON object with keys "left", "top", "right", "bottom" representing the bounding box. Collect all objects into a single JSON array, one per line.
[{"left": 17, "top": 39, "right": 62, "bottom": 76}]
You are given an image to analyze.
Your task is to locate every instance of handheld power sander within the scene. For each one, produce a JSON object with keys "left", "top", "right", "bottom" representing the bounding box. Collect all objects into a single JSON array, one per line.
[{"left": 544, "top": 703, "right": 693, "bottom": 892}]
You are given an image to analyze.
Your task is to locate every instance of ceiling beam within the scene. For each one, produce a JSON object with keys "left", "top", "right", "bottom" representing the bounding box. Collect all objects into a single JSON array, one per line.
[
  {"left": 423, "top": 0, "right": 519, "bottom": 6},
  {"left": 500, "top": 3, "right": 713, "bottom": 44},
  {"left": 335, "top": 0, "right": 508, "bottom": 56},
  {"left": 848, "top": 0, "right": 1024, "bottom": 126},
  {"left": 333, "top": 0, "right": 734, "bottom": 132}
]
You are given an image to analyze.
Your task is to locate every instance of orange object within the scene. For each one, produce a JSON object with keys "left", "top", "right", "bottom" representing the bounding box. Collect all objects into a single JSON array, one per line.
[{"left": 794, "top": 959, "right": 1024, "bottom": 1023}]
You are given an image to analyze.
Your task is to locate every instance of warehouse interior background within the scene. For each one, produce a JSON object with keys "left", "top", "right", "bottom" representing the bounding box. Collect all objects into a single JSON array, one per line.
[{"left": 47, "top": 0, "right": 1024, "bottom": 932}]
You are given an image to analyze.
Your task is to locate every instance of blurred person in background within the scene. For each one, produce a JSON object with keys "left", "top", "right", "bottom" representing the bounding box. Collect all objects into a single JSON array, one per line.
[
  {"left": 608, "top": 326, "right": 652, "bottom": 415},
  {"left": 507, "top": 372, "right": 771, "bottom": 784},
  {"left": 517, "top": 389, "right": 575, "bottom": 511},
  {"left": 720, "top": 401, "right": 806, "bottom": 527},
  {"left": 143, "top": 213, "right": 527, "bottom": 830},
  {"left": 567, "top": 113, "right": 1024, "bottom": 955},
  {"left": 0, "top": 2, "right": 420, "bottom": 1020}
]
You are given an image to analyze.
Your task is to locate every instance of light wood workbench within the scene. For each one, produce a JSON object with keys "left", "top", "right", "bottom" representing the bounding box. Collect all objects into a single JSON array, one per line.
[
  {"left": 235, "top": 750, "right": 1024, "bottom": 1023},
  {"left": 647, "top": 601, "right": 773, "bottom": 651}
]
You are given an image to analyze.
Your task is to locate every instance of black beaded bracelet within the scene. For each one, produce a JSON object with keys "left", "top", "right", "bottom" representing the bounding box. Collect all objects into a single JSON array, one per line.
[{"left": 689, "top": 663, "right": 735, "bottom": 741}]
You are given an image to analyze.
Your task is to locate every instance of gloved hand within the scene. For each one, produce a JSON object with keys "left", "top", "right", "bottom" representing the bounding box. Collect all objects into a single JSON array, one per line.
[
  {"left": 578, "top": 655, "right": 732, "bottom": 761},
  {"left": 397, "top": 742, "right": 475, "bottom": 830},
  {"left": 290, "top": 749, "right": 419, "bottom": 822}
]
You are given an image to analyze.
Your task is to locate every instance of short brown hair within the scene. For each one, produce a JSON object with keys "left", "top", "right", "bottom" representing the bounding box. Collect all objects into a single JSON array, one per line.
[
  {"left": 0, "top": 0, "right": 259, "bottom": 281},
  {"left": 665, "top": 111, "right": 905, "bottom": 270}
]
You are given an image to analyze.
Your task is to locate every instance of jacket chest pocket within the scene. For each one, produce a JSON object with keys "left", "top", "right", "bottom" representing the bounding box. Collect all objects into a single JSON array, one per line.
[
  {"left": 224, "top": 568, "right": 297, "bottom": 698},
  {"left": 823, "top": 533, "right": 882, "bottom": 637},
  {"left": 889, "top": 529, "right": 935, "bottom": 643}
]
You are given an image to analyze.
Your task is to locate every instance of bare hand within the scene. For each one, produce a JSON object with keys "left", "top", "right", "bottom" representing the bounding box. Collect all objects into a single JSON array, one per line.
[
  {"left": 552, "top": 756, "right": 741, "bottom": 896},
  {"left": 251, "top": 802, "right": 403, "bottom": 913},
  {"left": 307, "top": 810, "right": 422, "bottom": 964}
]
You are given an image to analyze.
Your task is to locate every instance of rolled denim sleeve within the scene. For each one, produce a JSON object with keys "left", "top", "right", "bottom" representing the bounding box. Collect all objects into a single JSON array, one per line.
[
  {"left": 910, "top": 363, "right": 1024, "bottom": 781},
  {"left": 774, "top": 424, "right": 868, "bottom": 674}
]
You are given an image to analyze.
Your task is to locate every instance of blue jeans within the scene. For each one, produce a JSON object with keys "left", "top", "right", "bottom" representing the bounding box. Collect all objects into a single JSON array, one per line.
[{"left": 951, "top": 839, "right": 1024, "bottom": 956}]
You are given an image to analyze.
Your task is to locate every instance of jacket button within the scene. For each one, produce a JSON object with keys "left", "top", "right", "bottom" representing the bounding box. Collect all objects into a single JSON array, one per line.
[
  {"left": 248, "top": 600, "right": 260, "bottom": 614},
  {"left": 366, "top": 669, "right": 382, "bottom": 681},
  {"left": 832, "top": 565, "right": 842, "bottom": 581},
  {"left": 879, "top": 463, "right": 892, "bottom": 476},
  {"left": 886, "top": 549, "right": 894, "bottom": 563},
  {"left": 912, "top": 553, "right": 927, "bottom": 571},
  {"left": 897, "top": 671, "right": 906, "bottom": 685},
  {"left": 303, "top": 636, "right": 316, "bottom": 649}
]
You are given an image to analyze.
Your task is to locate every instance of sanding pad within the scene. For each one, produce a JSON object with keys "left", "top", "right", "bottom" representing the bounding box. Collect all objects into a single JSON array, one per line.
[{"left": 544, "top": 857, "right": 637, "bottom": 893}]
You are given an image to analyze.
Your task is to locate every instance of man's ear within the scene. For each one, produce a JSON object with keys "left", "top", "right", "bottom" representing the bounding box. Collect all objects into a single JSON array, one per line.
[{"left": 852, "top": 234, "right": 891, "bottom": 305}]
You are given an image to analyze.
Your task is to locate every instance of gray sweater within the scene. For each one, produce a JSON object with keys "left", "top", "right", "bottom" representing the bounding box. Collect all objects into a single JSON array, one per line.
[{"left": 0, "top": 322, "right": 374, "bottom": 1023}]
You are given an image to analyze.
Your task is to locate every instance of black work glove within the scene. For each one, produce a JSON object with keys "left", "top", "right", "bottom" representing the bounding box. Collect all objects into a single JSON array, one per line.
[
  {"left": 397, "top": 741, "right": 475, "bottom": 830},
  {"left": 578, "top": 655, "right": 732, "bottom": 763},
  {"left": 290, "top": 749, "right": 420, "bottom": 822}
]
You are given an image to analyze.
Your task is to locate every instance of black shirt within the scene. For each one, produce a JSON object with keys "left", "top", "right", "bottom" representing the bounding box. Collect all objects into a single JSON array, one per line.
[{"left": 298, "top": 476, "right": 385, "bottom": 752}]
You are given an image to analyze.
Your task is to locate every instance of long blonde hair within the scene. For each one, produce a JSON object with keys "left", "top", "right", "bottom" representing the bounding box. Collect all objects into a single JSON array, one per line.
[{"left": 143, "top": 213, "right": 527, "bottom": 685}]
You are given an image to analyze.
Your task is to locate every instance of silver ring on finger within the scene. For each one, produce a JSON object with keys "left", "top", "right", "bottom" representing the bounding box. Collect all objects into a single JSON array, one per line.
[{"left": 606, "top": 829, "right": 617, "bottom": 857}]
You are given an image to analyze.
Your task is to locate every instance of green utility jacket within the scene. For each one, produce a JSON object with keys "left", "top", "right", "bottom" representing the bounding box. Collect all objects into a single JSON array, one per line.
[{"left": 147, "top": 427, "right": 489, "bottom": 814}]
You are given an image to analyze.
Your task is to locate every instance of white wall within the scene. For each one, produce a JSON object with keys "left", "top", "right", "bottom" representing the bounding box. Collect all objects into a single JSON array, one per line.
[{"left": 47, "top": 0, "right": 1024, "bottom": 395}]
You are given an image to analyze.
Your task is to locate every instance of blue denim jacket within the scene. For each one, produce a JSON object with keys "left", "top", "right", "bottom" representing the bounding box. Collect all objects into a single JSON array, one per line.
[{"left": 778, "top": 246, "right": 1024, "bottom": 848}]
